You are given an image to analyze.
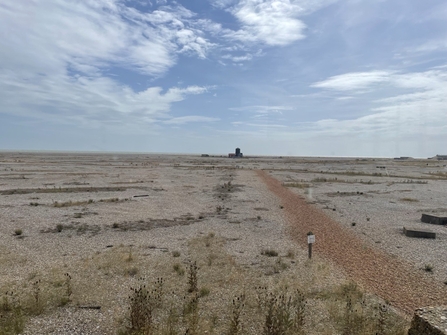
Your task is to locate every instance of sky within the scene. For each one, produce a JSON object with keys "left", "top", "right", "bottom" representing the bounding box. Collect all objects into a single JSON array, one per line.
[{"left": 1, "top": 0, "right": 446, "bottom": 157}]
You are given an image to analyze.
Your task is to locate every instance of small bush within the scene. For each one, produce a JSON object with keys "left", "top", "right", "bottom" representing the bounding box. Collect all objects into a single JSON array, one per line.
[
  {"left": 14, "top": 229, "right": 23, "bottom": 236},
  {"left": 126, "top": 267, "right": 139, "bottom": 277},
  {"left": 188, "top": 262, "right": 198, "bottom": 293},
  {"left": 172, "top": 250, "right": 181, "bottom": 257},
  {"left": 173, "top": 263, "right": 185, "bottom": 276},
  {"left": 56, "top": 224, "right": 63, "bottom": 232},
  {"left": 261, "top": 249, "right": 278, "bottom": 257},
  {"left": 199, "top": 287, "right": 210, "bottom": 298},
  {"left": 424, "top": 264, "right": 433, "bottom": 272}
]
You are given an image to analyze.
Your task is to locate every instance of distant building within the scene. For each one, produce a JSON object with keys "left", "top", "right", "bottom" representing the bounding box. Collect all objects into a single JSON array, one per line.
[{"left": 229, "top": 147, "right": 243, "bottom": 158}]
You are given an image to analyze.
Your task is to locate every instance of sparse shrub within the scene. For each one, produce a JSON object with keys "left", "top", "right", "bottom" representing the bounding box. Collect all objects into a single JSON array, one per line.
[
  {"left": 424, "top": 264, "right": 433, "bottom": 272},
  {"left": 199, "top": 287, "right": 210, "bottom": 298},
  {"left": 62, "top": 273, "right": 72, "bottom": 305},
  {"left": 28, "top": 279, "right": 44, "bottom": 315},
  {"left": 56, "top": 224, "right": 63, "bottom": 232},
  {"left": 400, "top": 197, "right": 419, "bottom": 202},
  {"left": 262, "top": 289, "right": 306, "bottom": 335},
  {"left": 128, "top": 280, "right": 154, "bottom": 334},
  {"left": 172, "top": 250, "right": 180, "bottom": 257},
  {"left": 112, "top": 222, "right": 119, "bottom": 229},
  {"left": 0, "top": 291, "right": 25, "bottom": 334},
  {"left": 228, "top": 294, "right": 245, "bottom": 335},
  {"left": 286, "top": 250, "right": 295, "bottom": 259},
  {"left": 13, "top": 229, "right": 22, "bottom": 236},
  {"left": 126, "top": 267, "right": 139, "bottom": 277},
  {"left": 273, "top": 257, "right": 289, "bottom": 273},
  {"left": 188, "top": 262, "right": 198, "bottom": 293},
  {"left": 261, "top": 249, "right": 278, "bottom": 257},
  {"left": 173, "top": 263, "right": 185, "bottom": 276},
  {"left": 73, "top": 213, "right": 82, "bottom": 218}
]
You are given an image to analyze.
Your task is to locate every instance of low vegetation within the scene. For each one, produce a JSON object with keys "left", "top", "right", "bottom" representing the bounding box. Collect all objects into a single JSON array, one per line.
[{"left": 0, "top": 234, "right": 409, "bottom": 334}]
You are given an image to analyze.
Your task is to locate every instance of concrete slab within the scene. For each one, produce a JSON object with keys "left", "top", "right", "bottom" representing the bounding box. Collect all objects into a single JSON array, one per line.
[
  {"left": 421, "top": 214, "right": 447, "bottom": 225},
  {"left": 404, "top": 226, "right": 436, "bottom": 239}
]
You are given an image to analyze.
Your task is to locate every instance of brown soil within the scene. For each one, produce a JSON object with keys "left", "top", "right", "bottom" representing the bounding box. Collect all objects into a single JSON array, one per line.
[{"left": 257, "top": 169, "right": 447, "bottom": 316}]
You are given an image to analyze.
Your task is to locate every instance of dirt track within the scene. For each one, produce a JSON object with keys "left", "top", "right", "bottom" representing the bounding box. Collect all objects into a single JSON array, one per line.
[{"left": 257, "top": 169, "right": 447, "bottom": 316}]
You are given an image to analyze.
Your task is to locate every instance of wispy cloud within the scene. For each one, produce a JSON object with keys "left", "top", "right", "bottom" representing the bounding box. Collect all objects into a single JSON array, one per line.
[
  {"left": 0, "top": 1, "right": 213, "bottom": 126},
  {"left": 229, "top": 105, "right": 293, "bottom": 112},
  {"left": 163, "top": 115, "right": 220, "bottom": 124},
  {"left": 311, "top": 71, "right": 392, "bottom": 91},
  {"left": 308, "top": 68, "right": 447, "bottom": 137}
]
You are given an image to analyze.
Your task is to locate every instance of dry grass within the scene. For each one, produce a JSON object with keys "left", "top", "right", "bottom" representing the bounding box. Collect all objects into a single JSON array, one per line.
[
  {"left": 400, "top": 198, "right": 419, "bottom": 202},
  {"left": 1, "top": 234, "right": 409, "bottom": 335}
]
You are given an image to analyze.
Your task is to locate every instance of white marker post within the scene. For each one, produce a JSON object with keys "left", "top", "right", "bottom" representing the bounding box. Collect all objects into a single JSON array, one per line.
[{"left": 307, "top": 232, "right": 315, "bottom": 259}]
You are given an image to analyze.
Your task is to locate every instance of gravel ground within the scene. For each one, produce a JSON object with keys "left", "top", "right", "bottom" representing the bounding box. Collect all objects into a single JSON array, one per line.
[
  {"left": 2, "top": 153, "right": 446, "bottom": 333},
  {"left": 257, "top": 169, "right": 447, "bottom": 315}
]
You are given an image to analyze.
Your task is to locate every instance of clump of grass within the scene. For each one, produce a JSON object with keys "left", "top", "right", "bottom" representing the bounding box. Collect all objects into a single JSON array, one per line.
[
  {"left": 28, "top": 279, "right": 44, "bottom": 315},
  {"left": 29, "top": 202, "right": 39, "bottom": 206},
  {"left": 56, "top": 224, "right": 64, "bottom": 232},
  {"left": 424, "top": 264, "right": 433, "bottom": 272},
  {"left": 228, "top": 294, "right": 245, "bottom": 335},
  {"left": 14, "top": 229, "right": 23, "bottom": 236},
  {"left": 273, "top": 257, "right": 289, "bottom": 273},
  {"left": 286, "top": 250, "right": 295, "bottom": 259},
  {"left": 261, "top": 249, "right": 278, "bottom": 257},
  {"left": 260, "top": 289, "right": 306, "bottom": 335},
  {"left": 0, "top": 291, "right": 25, "bottom": 334},
  {"left": 400, "top": 197, "right": 419, "bottom": 202},
  {"left": 172, "top": 250, "right": 181, "bottom": 258},
  {"left": 199, "top": 287, "right": 210, "bottom": 298},
  {"left": 58, "top": 273, "right": 72, "bottom": 306},
  {"left": 282, "top": 182, "right": 310, "bottom": 189},
  {"left": 188, "top": 262, "right": 198, "bottom": 293},
  {"left": 126, "top": 267, "right": 139, "bottom": 277},
  {"left": 173, "top": 263, "right": 185, "bottom": 276},
  {"left": 128, "top": 280, "right": 154, "bottom": 334}
]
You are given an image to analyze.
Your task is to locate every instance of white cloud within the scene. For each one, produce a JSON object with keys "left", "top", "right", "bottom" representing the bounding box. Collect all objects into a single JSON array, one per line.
[
  {"left": 229, "top": 105, "right": 293, "bottom": 112},
  {"left": 163, "top": 115, "right": 220, "bottom": 124},
  {"left": 308, "top": 68, "right": 447, "bottom": 138},
  {"left": 218, "top": 0, "right": 337, "bottom": 46},
  {"left": 0, "top": 0, "right": 214, "bottom": 126},
  {"left": 311, "top": 71, "right": 392, "bottom": 91}
]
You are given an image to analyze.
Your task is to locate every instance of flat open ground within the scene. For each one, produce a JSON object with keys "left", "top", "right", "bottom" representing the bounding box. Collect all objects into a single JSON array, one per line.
[{"left": 1, "top": 152, "right": 447, "bottom": 334}]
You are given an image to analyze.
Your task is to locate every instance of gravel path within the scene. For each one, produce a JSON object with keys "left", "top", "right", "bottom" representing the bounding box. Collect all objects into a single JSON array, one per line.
[{"left": 257, "top": 169, "right": 447, "bottom": 315}]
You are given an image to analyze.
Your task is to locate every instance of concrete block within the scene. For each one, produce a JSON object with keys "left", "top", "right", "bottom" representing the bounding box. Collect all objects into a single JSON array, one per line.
[
  {"left": 421, "top": 214, "right": 447, "bottom": 225},
  {"left": 403, "top": 227, "right": 436, "bottom": 239}
]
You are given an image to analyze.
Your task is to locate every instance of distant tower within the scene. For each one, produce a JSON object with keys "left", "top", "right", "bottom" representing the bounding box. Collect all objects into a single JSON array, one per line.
[{"left": 235, "top": 148, "right": 241, "bottom": 157}]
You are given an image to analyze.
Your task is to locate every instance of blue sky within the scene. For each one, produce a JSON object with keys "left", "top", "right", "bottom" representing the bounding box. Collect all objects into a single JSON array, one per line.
[{"left": 1, "top": 0, "right": 446, "bottom": 157}]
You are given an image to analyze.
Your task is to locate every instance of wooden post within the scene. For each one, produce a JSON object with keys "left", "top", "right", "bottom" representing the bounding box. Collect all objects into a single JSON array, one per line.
[{"left": 307, "top": 232, "right": 315, "bottom": 259}]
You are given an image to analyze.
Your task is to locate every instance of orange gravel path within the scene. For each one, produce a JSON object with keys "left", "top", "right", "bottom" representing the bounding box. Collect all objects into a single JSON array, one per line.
[{"left": 257, "top": 170, "right": 447, "bottom": 315}]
